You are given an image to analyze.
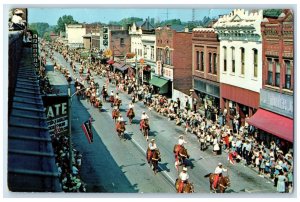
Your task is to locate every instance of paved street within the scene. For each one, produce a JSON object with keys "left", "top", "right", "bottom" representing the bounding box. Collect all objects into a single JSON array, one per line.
[{"left": 45, "top": 49, "right": 277, "bottom": 194}]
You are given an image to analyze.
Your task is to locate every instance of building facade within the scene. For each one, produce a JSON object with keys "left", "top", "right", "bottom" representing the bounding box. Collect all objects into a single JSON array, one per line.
[
  {"left": 192, "top": 27, "right": 220, "bottom": 117},
  {"left": 214, "top": 9, "right": 263, "bottom": 126},
  {"left": 109, "top": 30, "right": 131, "bottom": 62},
  {"left": 153, "top": 26, "right": 192, "bottom": 98},
  {"left": 65, "top": 24, "right": 86, "bottom": 47},
  {"left": 247, "top": 9, "right": 294, "bottom": 150}
]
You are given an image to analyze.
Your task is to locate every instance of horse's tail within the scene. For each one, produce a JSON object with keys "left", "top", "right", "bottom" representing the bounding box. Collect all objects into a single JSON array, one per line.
[{"left": 204, "top": 173, "right": 212, "bottom": 178}]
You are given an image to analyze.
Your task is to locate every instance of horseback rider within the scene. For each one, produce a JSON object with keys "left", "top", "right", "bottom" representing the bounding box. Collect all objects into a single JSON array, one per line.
[
  {"left": 178, "top": 135, "right": 187, "bottom": 147},
  {"left": 213, "top": 162, "right": 227, "bottom": 190},
  {"left": 117, "top": 114, "right": 124, "bottom": 123},
  {"left": 140, "top": 111, "right": 149, "bottom": 130},
  {"left": 147, "top": 139, "right": 157, "bottom": 163},
  {"left": 128, "top": 102, "right": 134, "bottom": 109},
  {"left": 178, "top": 167, "right": 189, "bottom": 193}
]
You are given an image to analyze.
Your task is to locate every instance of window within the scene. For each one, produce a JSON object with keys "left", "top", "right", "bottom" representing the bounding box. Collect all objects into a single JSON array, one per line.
[
  {"left": 285, "top": 60, "right": 291, "bottom": 89},
  {"left": 253, "top": 49, "right": 258, "bottom": 77},
  {"left": 196, "top": 51, "right": 200, "bottom": 70},
  {"left": 241, "top": 48, "right": 245, "bottom": 75},
  {"left": 151, "top": 46, "right": 154, "bottom": 60},
  {"left": 223, "top": 46, "right": 227, "bottom": 72},
  {"left": 200, "top": 51, "right": 204, "bottom": 71},
  {"left": 208, "top": 53, "right": 212, "bottom": 73},
  {"left": 213, "top": 53, "right": 217, "bottom": 74},
  {"left": 157, "top": 48, "right": 162, "bottom": 61},
  {"left": 275, "top": 59, "right": 280, "bottom": 87},
  {"left": 231, "top": 47, "right": 235, "bottom": 73},
  {"left": 120, "top": 38, "right": 124, "bottom": 45},
  {"left": 267, "top": 58, "right": 273, "bottom": 85},
  {"left": 144, "top": 45, "right": 147, "bottom": 56},
  {"left": 166, "top": 49, "right": 170, "bottom": 65}
]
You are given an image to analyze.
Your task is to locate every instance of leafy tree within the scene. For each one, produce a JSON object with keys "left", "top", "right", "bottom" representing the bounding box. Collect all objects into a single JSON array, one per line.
[
  {"left": 263, "top": 9, "right": 282, "bottom": 18},
  {"left": 28, "top": 22, "right": 49, "bottom": 37},
  {"left": 43, "top": 32, "right": 51, "bottom": 42},
  {"left": 55, "top": 15, "right": 78, "bottom": 33},
  {"left": 119, "top": 17, "right": 143, "bottom": 27}
]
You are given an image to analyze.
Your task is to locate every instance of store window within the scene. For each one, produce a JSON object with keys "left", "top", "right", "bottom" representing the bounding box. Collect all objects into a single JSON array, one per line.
[
  {"left": 213, "top": 53, "right": 217, "bottom": 74},
  {"left": 241, "top": 47, "right": 245, "bottom": 75},
  {"left": 267, "top": 58, "right": 273, "bottom": 85},
  {"left": 285, "top": 60, "right": 291, "bottom": 89},
  {"left": 231, "top": 47, "right": 235, "bottom": 73},
  {"left": 223, "top": 46, "right": 227, "bottom": 72},
  {"left": 196, "top": 51, "right": 200, "bottom": 70},
  {"left": 200, "top": 51, "right": 204, "bottom": 71},
  {"left": 275, "top": 59, "right": 280, "bottom": 87},
  {"left": 253, "top": 49, "right": 258, "bottom": 77}
]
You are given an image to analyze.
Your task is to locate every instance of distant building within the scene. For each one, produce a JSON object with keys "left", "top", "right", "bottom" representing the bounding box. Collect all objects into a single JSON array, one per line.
[
  {"left": 153, "top": 25, "right": 192, "bottom": 99},
  {"left": 214, "top": 9, "right": 263, "bottom": 126},
  {"left": 247, "top": 9, "right": 294, "bottom": 150},
  {"left": 65, "top": 24, "right": 86, "bottom": 48},
  {"left": 50, "top": 32, "right": 59, "bottom": 41}
]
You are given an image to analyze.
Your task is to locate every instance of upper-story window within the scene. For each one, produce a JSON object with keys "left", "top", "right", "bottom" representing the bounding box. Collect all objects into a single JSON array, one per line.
[
  {"left": 275, "top": 59, "right": 280, "bottom": 87},
  {"left": 231, "top": 47, "right": 235, "bottom": 73},
  {"left": 196, "top": 51, "right": 200, "bottom": 70},
  {"left": 253, "top": 49, "right": 258, "bottom": 78},
  {"left": 157, "top": 48, "right": 162, "bottom": 61},
  {"left": 166, "top": 48, "right": 170, "bottom": 65},
  {"left": 213, "top": 53, "right": 217, "bottom": 74},
  {"left": 285, "top": 60, "right": 291, "bottom": 89},
  {"left": 241, "top": 47, "right": 245, "bottom": 75},
  {"left": 200, "top": 51, "right": 204, "bottom": 71},
  {"left": 223, "top": 46, "right": 227, "bottom": 72},
  {"left": 144, "top": 45, "right": 147, "bottom": 57},
  {"left": 208, "top": 52, "right": 212, "bottom": 73},
  {"left": 120, "top": 38, "right": 124, "bottom": 46},
  {"left": 267, "top": 58, "right": 273, "bottom": 85},
  {"left": 151, "top": 46, "right": 154, "bottom": 60}
]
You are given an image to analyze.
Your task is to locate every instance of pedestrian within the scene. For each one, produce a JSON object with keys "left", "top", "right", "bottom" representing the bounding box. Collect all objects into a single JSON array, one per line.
[{"left": 277, "top": 170, "right": 287, "bottom": 193}]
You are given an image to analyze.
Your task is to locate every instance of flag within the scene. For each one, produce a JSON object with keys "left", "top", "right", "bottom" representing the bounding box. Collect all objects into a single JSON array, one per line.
[
  {"left": 228, "top": 152, "right": 235, "bottom": 165},
  {"left": 82, "top": 120, "right": 93, "bottom": 144}
]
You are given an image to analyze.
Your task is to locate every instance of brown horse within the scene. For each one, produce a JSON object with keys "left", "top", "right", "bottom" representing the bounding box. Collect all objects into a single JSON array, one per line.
[
  {"left": 112, "top": 109, "right": 120, "bottom": 123},
  {"left": 173, "top": 144, "right": 190, "bottom": 167},
  {"left": 116, "top": 121, "right": 126, "bottom": 140},
  {"left": 126, "top": 108, "right": 135, "bottom": 124},
  {"left": 175, "top": 179, "right": 194, "bottom": 193},
  {"left": 146, "top": 148, "right": 161, "bottom": 174},
  {"left": 205, "top": 173, "right": 230, "bottom": 193},
  {"left": 141, "top": 119, "right": 150, "bottom": 141}
]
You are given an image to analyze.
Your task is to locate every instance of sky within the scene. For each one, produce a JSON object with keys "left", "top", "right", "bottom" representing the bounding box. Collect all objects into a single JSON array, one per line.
[{"left": 27, "top": 8, "right": 233, "bottom": 25}]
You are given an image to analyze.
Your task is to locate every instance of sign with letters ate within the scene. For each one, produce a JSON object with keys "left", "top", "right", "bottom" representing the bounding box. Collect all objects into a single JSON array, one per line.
[{"left": 42, "top": 95, "right": 69, "bottom": 136}]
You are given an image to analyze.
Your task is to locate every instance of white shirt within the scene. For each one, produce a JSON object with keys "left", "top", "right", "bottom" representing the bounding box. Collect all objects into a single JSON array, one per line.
[
  {"left": 115, "top": 95, "right": 119, "bottom": 99},
  {"left": 179, "top": 172, "right": 189, "bottom": 181},
  {"left": 178, "top": 138, "right": 187, "bottom": 145},
  {"left": 148, "top": 142, "right": 157, "bottom": 150},
  {"left": 214, "top": 166, "right": 227, "bottom": 174},
  {"left": 11, "top": 15, "right": 23, "bottom": 24},
  {"left": 129, "top": 103, "right": 134, "bottom": 109},
  {"left": 141, "top": 114, "right": 149, "bottom": 120},
  {"left": 117, "top": 116, "right": 124, "bottom": 122},
  {"left": 110, "top": 92, "right": 114, "bottom": 96}
]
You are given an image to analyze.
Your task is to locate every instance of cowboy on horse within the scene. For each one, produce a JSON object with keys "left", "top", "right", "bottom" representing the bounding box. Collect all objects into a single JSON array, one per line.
[
  {"left": 113, "top": 92, "right": 122, "bottom": 109},
  {"left": 146, "top": 139, "right": 161, "bottom": 174},
  {"left": 174, "top": 135, "right": 189, "bottom": 168},
  {"left": 140, "top": 111, "right": 150, "bottom": 141},
  {"left": 109, "top": 90, "right": 114, "bottom": 107},
  {"left": 126, "top": 102, "right": 135, "bottom": 125},
  {"left": 112, "top": 106, "right": 120, "bottom": 123},
  {"left": 94, "top": 97, "right": 103, "bottom": 112},
  {"left": 147, "top": 139, "right": 157, "bottom": 164},
  {"left": 212, "top": 162, "right": 227, "bottom": 191},
  {"left": 176, "top": 167, "right": 190, "bottom": 193},
  {"left": 101, "top": 85, "right": 108, "bottom": 102}
]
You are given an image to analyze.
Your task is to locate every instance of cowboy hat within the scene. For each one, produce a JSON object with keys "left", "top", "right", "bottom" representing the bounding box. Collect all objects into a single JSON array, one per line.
[
  {"left": 151, "top": 139, "right": 155, "bottom": 142},
  {"left": 183, "top": 167, "right": 187, "bottom": 171},
  {"left": 14, "top": 9, "right": 23, "bottom": 15},
  {"left": 218, "top": 162, "right": 222, "bottom": 166}
]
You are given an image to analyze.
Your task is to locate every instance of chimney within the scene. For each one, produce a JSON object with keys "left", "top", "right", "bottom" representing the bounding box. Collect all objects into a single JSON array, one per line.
[{"left": 184, "top": 27, "right": 189, "bottom": 32}]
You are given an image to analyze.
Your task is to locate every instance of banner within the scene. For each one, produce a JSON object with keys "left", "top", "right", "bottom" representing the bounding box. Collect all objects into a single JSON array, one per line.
[
  {"left": 82, "top": 120, "right": 93, "bottom": 144},
  {"left": 42, "top": 94, "right": 69, "bottom": 136}
]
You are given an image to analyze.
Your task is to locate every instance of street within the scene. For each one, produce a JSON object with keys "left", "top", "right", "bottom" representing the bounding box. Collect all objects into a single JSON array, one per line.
[{"left": 45, "top": 49, "right": 277, "bottom": 194}]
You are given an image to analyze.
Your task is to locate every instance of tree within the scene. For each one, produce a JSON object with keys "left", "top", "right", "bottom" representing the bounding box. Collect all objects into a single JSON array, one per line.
[
  {"left": 43, "top": 32, "right": 51, "bottom": 42},
  {"left": 28, "top": 22, "right": 49, "bottom": 37},
  {"left": 119, "top": 17, "right": 143, "bottom": 28},
  {"left": 55, "top": 15, "right": 78, "bottom": 33}
]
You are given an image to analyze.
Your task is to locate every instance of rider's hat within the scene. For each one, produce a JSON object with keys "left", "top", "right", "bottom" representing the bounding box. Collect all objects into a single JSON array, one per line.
[
  {"left": 179, "top": 135, "right": 184, "bottom": 138},
  {"left": 183, "top": 167, "right": 187, "bottom": 171},
  {"left": 218, "top": 162, "right": 222, "bottom": 166},
  {"left": 143, "top": 111, "right": 145, "bottom": 114},
  {"left": 151, "top": 139, "right": 155, "bottom": 142}
]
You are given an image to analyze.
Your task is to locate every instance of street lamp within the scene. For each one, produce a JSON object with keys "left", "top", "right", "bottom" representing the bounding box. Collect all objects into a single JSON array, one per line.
[{"left": 67, "top": 75, "right": 73, "bottom": 171}]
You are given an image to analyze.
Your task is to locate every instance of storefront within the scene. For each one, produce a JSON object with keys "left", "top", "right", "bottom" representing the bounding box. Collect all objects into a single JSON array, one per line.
[
  {"left": 194, "top": 77, "right": 220, "bottom": 111},
  {"left": 220, "top": 83, "right": 260, "bottom": 127},
  {"left": 246, "top": 88, "right": 293, "bottom": 152},
  {"left": 142, "top": 65, "right": 151, "bottom": 84},
  {"left": 149, "top": 75, "right": 170, "bottom": 95}
]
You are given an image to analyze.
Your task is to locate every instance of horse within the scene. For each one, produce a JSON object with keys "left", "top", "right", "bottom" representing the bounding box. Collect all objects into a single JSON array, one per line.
[
  {"left": 101, "top": 88, "right": 108, "bottom": 102},
  {"left": 114, "top": 98, "right": 122, "bottom": 109},
  {"left": 146, "top": 148, "right": 161, "bottom": 174},
  {"left": 204, "top": 173, "right": 230, "bottom": 193},
  {"left": 126, "top": 108, "right": 135, "bottom": 124},
  {"left": 112, "top": 109, "right": 120, "bottom": 123},
  {"left": 116, "top": 121, "right": 126, "bottom": 140},
  {"left": 173, "top": 144, "right": 190, "bottom": 167},
  {"left": 141, "top": 119, "right": 150, "bottom": 141},
  {"left": 94, "top": 98, "right": 103, "bottom": 112},
  {"left": 175, "top": 178, "right": 194, "bottom": 193}
]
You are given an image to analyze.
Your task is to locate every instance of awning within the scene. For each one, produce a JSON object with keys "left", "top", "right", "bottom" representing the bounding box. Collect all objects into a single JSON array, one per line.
[
  {"left": 247, "top": 109, "right": 293, "bottom": 142},
  {"left": 113, "top": 63, "right": 129, "bottom": 72},
  {"left": 149, "top": 76, "right": 168, "bottom": 88}
]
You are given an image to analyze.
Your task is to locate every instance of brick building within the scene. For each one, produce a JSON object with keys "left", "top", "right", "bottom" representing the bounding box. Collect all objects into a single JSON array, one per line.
[
  {"left": 152, "top": 26, "right": 192, "bottom": 98},
  {"left": 192, "top": 27, "right": 220, "bottom": 117},
  {"left": 109, "top": 30, "right": 131, "bottom": 61},
  {"left": 247, "top": 9, "right": 294, "bottom": 150}
]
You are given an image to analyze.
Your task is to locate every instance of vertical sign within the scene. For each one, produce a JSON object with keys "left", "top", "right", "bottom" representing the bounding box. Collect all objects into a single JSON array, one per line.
[
  {"left": 156, "top": 60, "right": 162, "bottom": 76},
  {"left": 31, "top": 30, "right": 39, "bottom": 68},
  {"left": 42, "top": 95, "right": 69, "bottom": 136}
]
